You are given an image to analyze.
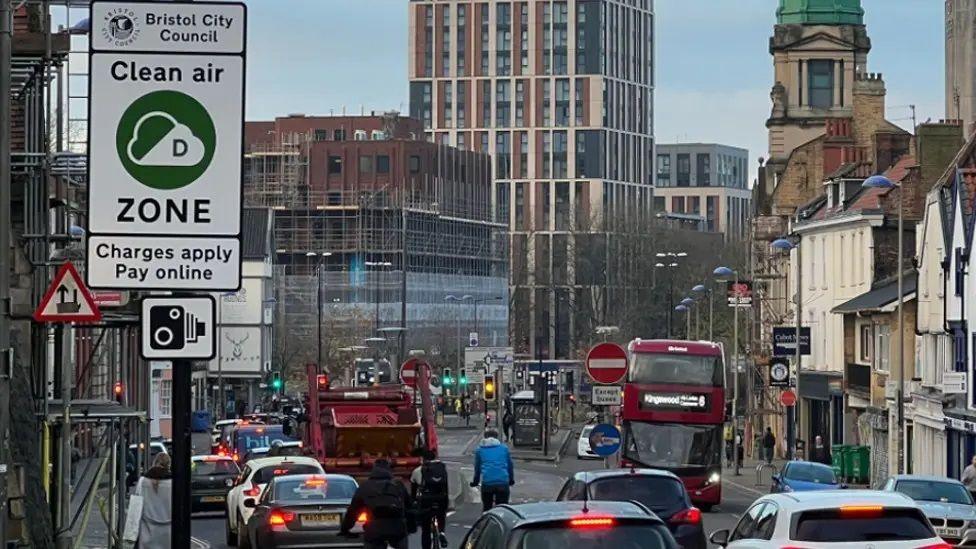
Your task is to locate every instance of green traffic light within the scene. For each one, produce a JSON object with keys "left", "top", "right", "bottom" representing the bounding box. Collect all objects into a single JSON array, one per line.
[
  {"left": 272, "top": 379, "right": 282, "bottom": 390},
  {"left": 460, "top": 376, "right": 467, "bottom": 385}
]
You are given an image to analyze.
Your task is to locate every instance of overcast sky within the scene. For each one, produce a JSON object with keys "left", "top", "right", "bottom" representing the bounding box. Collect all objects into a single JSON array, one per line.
[{"left": 244, "top": 0, "right": 943, "bottom": 182}]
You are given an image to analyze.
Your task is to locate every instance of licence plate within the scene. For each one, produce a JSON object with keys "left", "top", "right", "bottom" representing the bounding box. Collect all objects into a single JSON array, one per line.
[
  {"left": 301, "top": 513, "right": 341, "bottom": 528},
  {"left": 937, "top": 527, "right": 961, "bottom": 538},
  {"left": 200, "top": 496, "right": 225, "bottom": 503}
]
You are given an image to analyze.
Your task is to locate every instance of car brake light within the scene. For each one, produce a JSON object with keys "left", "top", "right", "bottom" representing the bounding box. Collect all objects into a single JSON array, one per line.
[
  {"left": 356, "top": 511, "right": 368, "bottom": 523},
  {"left": 669, "top": 507, "right": 702, "bottom": 525},
  {"left": 243, "top": 484, "right": 261, "bottom": 497},
  {"left": 569, "top": 517, "right": 615, "bottom": 529},
  {"left": 916, "top": 544, "right": 953, "bottom": 549},
  {"left": 232, "top": 452, "right": 240, "bottom": 462},
  {"left": 304, "top": 478, "right": 326, "bottom": 487},
  {"left": 839, "top": 505, "right": 883, "bottom": 518},
  {"left": 268, "top": 509, "right": 294, "bottom": 526}
]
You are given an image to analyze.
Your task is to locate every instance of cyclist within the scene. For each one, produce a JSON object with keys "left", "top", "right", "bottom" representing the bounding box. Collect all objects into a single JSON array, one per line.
[
  {"left": 469, "top": 428, "right": 514, "bottom": 511},
  {"left": 411, "top": 449, "right": 449, "bottom": 549}
]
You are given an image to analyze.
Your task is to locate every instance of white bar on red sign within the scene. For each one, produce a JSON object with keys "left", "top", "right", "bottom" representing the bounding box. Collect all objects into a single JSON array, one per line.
[{"left": 588, "top": 358, "right": 626, "bottom": 369}]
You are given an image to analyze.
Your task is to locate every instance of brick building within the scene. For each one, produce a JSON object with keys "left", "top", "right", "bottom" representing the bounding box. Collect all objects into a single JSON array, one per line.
[
  {"left": 407, "top": 0, "right": 655, "bottom": 359},
  {"left": 243, "top": 114, "right": 508, "bottom": 377}
]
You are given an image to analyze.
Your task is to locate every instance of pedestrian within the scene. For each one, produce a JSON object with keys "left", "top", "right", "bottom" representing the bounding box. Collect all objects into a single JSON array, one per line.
[
  {"left": 134, "top": 453, "right": 172, "bottom": 549},
  {"left": 502, "top": 410, "right": 514, "bottom": 442},
  {"left": 724, "top": 424, "right": 734, "bottom": 467},
  {"left": 469, "top": 428, "right": 515, "bottom": 512},
  {"left": 810, "top": 435, "right": 831, "bottom": 465},
  {"left": 454, "top": 398, "right": 462, "bottom": 416},
  {"left": 411, "top": 449, "right": 450, "bottom": 549},
  {"left": 341, "top": 458, "right": 413, "bottom": 549},
  {"left": 962, "top": 455, "right": 976, "bottom": 499},
  {"left": 463, "top": 400, "right": 471, "bottom": 427},
  {"left": 762, "top": 427, "right": 776, "bottom": 464}
]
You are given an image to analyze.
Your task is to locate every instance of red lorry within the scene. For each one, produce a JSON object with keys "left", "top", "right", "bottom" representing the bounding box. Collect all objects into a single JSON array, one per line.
[{"left": 300, "top": 363, "right": 439, "bottom": 482}]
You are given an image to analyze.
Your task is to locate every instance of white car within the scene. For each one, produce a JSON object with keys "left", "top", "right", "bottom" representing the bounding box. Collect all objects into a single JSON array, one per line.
[
  {"left": 709, "top": 490, "right": 951, "bottom": 549},
  {"left": 577, "top": 425, "right": 600, "bottom": 459},
  {"left": 224, "top": 456, "right": 324, "bottom": 547},
  {"left": 212, "top": 419, "right": 241, "bottom": 449}
]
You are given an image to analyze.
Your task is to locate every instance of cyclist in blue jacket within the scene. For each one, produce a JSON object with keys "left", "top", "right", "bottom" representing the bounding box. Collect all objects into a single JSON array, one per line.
[{"left": 469, "top": 428, "right": 515, "bottom": 511}]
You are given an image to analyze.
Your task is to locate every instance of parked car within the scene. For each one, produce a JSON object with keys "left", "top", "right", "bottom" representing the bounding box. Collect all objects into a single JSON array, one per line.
[
  {"left": 225, "top": 456, "right": 325, "bottom": 547},
  {"left": 577, "top": 425, "right": 600, "bottom": 459},
  {"left": 191, "top": 455, "right": 240, "bottom": 513},
  {"left": 460, "top": 500, "right": 680, "bottom": 549},
  {"left": 709, "top": 490, "right": 949, "bottom": 548},
  {"left": 556, "top": 469, "right": 706, "bottom": 549},
  {"left": 240, "top": 474, "right": 362, "bottom": 549},
  {"left": 883, "top": 474, "right": 976, "bottom": 546},
  {"left": 770, "top": 460, "right": 844, "bottom": 492}
]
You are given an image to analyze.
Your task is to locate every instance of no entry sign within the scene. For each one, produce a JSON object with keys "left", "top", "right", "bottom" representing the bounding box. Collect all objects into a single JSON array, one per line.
[
  {"left": 780, "top": 389, "right": 797, "bottom": 407},
  {"left": 586, "top": 343, "right": 628, "bottom": 384},
  {"left": 400, "top": 358, "right": 421, "bottom": 388},
  {"left": 86, "top": 1, "right": 246, "bottom": 290}
]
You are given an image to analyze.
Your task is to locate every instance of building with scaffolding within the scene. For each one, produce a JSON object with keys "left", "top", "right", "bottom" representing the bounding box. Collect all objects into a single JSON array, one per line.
[{"left": 243, "top": 113, "right": 509, "bottom": 381}]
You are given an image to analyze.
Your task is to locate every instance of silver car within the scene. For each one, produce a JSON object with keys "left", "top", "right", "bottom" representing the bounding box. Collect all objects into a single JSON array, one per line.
[{"left": 882, "top": 474, "right": 976, "bottom": 546}]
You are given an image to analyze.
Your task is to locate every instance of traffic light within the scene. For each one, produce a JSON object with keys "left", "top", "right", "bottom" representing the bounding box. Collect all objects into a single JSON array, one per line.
[
  {"left": 113, "top": 381, "right": 124, "bottom": 403},
  {"left": 442, "top": 368, "right": 453, "bottom": 386},
  {"left": 459, "top": 369, "right": 467, "bottom": 386},
  {"left": 316, "top": 374, "right": 329, "bottom": 389},
  {"left": 484, "top": 375, "right": 496, "bottom": 402},
  {"left": 271, "top": 371, "right": 283, "bottom": 391}
]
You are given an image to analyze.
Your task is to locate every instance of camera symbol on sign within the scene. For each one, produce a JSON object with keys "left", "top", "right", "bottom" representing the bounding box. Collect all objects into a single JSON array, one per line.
[{"left": 148, "top": 305, "right": 207, "bottom": 351}]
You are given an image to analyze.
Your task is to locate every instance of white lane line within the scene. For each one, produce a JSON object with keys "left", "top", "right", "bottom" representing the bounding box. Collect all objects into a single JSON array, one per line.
[{"left": 722, "top": 477, "right": 766, "bottom": 497}]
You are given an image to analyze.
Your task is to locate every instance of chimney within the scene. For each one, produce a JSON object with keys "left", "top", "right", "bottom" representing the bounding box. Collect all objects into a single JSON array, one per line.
[{"left": 918, "top": 120, "right": 965, "bottom": 191}]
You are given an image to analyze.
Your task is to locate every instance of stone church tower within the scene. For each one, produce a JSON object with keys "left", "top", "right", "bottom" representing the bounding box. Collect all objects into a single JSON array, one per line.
[{"left": 766, "top": 0, "right": 871, "bottom": 185}]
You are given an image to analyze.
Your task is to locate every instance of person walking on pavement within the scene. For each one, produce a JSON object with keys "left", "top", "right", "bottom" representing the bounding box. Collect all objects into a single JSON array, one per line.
[
  {"left": 341, "top": 458, "right": 413, "bottom": 549},
  {"left": 962, "top": 455, "right": 976, "bottom": 499},
  {"left": 810, "top": 435, "right": 831, "bottom": 465},
  {"left": 502, "top": 410, "right": 514, "bottom": 442},
  {"left": 411, "top": 450, "right": 450, "bottom": 549},
  {"left": 762, "top": 427, "right": 776, "bottom": 464},
  {"left": 134, "top": 453, "right": 172, "bottom": 549},
  {"left": 470, "top": 428, "right": 514, "bottom": 512}
]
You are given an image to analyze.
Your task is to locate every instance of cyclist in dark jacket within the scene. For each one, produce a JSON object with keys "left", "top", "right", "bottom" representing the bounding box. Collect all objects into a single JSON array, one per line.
[
  {"left": 469, "top": 429, "right": 514, "bottom": 511},
  {"left": 341, "top": 459, "right": 413, "bottom": 549}
]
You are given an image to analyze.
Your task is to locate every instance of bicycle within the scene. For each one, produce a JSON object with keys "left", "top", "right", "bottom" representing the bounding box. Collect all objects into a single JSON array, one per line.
[{"left": 417, "top": 499, "right": 449, "bottom": 549}]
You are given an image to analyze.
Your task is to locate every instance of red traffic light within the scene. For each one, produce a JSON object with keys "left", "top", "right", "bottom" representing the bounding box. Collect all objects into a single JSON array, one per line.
[
  {"left": 113, "top": 381, "right": 124, "bottom": 401},
  {"left": 316, "top": 374, "right": 329, "bottom": 388}
]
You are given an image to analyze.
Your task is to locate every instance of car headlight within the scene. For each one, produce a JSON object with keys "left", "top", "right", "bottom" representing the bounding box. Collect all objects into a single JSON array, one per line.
[
  {"left": 968, "top": 519, "right": 976, "bottom": 529},
  {"left": 225, "top": 478, "right": 235, "bottom": 488},
  {"left": 707, "top": 472, "right": 720, "bottom": 485}
]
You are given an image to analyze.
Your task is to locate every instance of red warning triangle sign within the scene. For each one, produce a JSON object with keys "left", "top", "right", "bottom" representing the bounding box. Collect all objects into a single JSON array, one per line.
[{"left": 33, "top": 262, "right": 102, "bottom": 323}]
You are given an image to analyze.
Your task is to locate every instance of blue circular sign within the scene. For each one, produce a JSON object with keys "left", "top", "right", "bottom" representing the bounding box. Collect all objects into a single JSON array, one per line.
[{"left": 588, "top": 423, "right": 622, "bottom": 457}]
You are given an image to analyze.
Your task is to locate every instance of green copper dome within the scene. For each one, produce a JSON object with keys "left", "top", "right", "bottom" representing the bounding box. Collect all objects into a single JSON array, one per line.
[{"left": 777, "top": 0, "right": 864, "bottom": 25}]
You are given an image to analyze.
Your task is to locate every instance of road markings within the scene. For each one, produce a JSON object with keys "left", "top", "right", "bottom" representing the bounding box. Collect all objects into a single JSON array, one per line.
[{"left": 722, "top": 477, "right": 767, "bottom": 497}]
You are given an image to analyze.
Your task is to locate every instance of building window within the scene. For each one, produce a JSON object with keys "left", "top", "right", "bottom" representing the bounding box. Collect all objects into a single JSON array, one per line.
[
  {"left": 519, "top": 132, "right": 528, "bottom": 178},
  {"left": 541, "top": 184, "right": 551, "bottom": 230},
  {"left": 553, "top": 131, "right": 567, "bottom": 178},
  {"left": 409, "top": 155, "right": 420, "bottom": 173},
  {"left": 553, "top": 2, "right": 568, "bottom": 75},
  {"left": 482, "top": 80, "right": 492, "bottom": 127},
  {"left": 515, "top": 80, "right": 526, "bottom": 126},
  {"left": 496, "top": 131, "right": 511, "bottom": 179},
  {"left": 376, "top": 155, "right": 390, "bottom": 174},
  {"left": 456, "top": 82, "right": 466, "bottom": 128},
  {"left": 542, "top": 132, "right": 551, "bottom": 178},
  {"left": 313, "top": 129, "right": 328, "bottom": 141},
  {"left": 333, "top": 129, "right": 345, "bottom": 141},
  {"left": 543, "top": 80, "right": 551, "bottom": 127},
  {"left": 515, "top": 182, "right": 527, "bottom": 231},
  {"left": 480, "top": 4, "right": 490, "bottom": 75},
  {"left": 575, "top": 79, "right": 585, "bottom": 125},
  {"left": 676, "top": 154, "right": 690, "bottom": 186},
  {"left": 423, "top": 5, "right": 433, "bottom": 77},
  {"left": 859, "top": 324, "right": 873, "bottom": 363},
  {"left": 160, "top": 380, "right": 172, "bottom": 416},
  {"left": 457, "top": 4, "right": 466, "bottom": 75},
  {"left": 555, "top": 182, "right": 570, "bottom": 231},
  {"left": 358, "top": 155, "right": 373, "bottom": 174},
  {"left": 496, "top": 182, "right": 510, "bottom": 225},
  {"left": 441, "top": 7, "right": 451, "bottom": 76},
  {"left": 953, "top": 322, "right": 968, "bottom": 372},
  {"left": 443, "top": 81, "right": 453, "bottom": 128},
  {"left": 808, "top": 59, "right": 834, "bottom": 109},
  {"left": 520, "top": 4, "right": 529, "bottom": 73},
  {"left": 696, "top": 153, "right": 710, "bottom": 186},
  {"left": 328, "top": 156, "right": 343, "bottom": 175},
  {"left": 875, "top": 324, "right": 891, "bottom": 373},
  {"left": 555, "top": 79, "right": 570, "bottom": 126},
  {"left": 657, "top": 154, "right": 671, "bottom": 186},
  {"left": 457, "top": 132, "right": 467, "bottom": 150},
  {"left": 496, "top": 81, "right": 511, "bottom": 127},
  {"left": 496, "top": 2, "right": 512, "bottom": 76},
  {"left": 543, "top": 3, "right": 552, "bottom": 75}
]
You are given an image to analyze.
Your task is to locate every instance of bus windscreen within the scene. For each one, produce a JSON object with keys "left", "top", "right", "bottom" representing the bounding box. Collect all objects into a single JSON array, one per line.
[{"left": 629, "top": 353, "right": 722, "bottom": 386}]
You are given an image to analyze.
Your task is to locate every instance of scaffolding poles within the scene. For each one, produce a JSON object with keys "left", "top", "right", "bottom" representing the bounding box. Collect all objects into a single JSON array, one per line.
[{"left": 0, "top": 3, "right": 13, "bottom": 546}]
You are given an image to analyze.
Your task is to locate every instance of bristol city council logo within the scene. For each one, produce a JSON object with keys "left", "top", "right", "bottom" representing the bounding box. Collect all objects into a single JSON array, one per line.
[{"left": 101, "top": 8, "right": 141, "bottom": 47}]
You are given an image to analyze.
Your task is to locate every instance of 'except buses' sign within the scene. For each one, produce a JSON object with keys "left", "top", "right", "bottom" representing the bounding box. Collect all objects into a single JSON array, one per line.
[{"left": 86, "top": 1, "right": 246, "bottom": 290}]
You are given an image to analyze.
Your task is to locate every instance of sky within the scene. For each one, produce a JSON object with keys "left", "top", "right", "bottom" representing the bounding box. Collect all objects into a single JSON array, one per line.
[{"left": 244, "top": 0, "right": 944, "bottom": 182}]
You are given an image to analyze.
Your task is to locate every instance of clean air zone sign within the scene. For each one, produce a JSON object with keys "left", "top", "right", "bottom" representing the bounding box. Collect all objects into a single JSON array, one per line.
[{"left": 87, "top": 1, "right": 246, "bottom": 290}]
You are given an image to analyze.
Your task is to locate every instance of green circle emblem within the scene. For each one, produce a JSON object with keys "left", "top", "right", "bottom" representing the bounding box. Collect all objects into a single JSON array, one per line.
[{"left": 115, "top": 90, "right": 216, "bottom": 190}]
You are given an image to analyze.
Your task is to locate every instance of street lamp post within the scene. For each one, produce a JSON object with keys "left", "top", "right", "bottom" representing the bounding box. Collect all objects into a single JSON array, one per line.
[
  {"left": 714, "top": 266, "right": 740, "bottom": 476},
  {"left": 446, "top": 295, "right": 473, "bottom": 394},
  {"left": 473, "top": 296, "right": 504, "bottom": 339},
  {"left": 675, "top": 304, "right": 690, "bottom": 339},
  {"left": 692, "top": 284, "right": 709, "bottom": 341},
  {"left": 863, "top": 173, "right": 906, "bottom": 474},
  {"left": 655, "top": 253, "right": 685, "bottom": 338},
  {"left": 771, "top": 236, "right": 802, "bottom": 461},
  {"left": 307, "top": 252, "right": 333, "bottom": 373},
  {"left": 680, "top": 297, "right": 695, "bottom": 339}
]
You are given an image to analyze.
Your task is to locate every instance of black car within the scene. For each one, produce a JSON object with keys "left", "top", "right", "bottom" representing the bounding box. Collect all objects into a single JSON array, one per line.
[
  {"left": 460, "top": 500, "right": 680, "bottom": 549},
  {"left": 556, "top": 469, "right": 707, "bottom": 549},
  {"left": 191, "top": 455, "right": 240, "bottom": 512},
  {"left": 241, "top": 473, "right": 361, "bottom": 549}
]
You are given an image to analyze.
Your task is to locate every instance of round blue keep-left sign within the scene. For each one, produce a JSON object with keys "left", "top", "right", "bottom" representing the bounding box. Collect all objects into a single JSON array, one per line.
[{"left": 588, "top": 423, "right": 622, "bottom": 457}]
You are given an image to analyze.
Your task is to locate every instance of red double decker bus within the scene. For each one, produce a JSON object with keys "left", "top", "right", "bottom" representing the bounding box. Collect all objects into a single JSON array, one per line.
[{"left": 620, "top": 339, "right": 726, "bottom": 510}]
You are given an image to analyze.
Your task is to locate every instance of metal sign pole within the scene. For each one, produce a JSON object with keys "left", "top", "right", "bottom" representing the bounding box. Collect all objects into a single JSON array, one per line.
[{"left": 172, "top": 359, "right": 192, "bottom": 549}]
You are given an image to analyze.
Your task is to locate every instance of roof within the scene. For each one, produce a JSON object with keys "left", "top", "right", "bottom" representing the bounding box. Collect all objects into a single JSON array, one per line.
[
  {"left": 890, "top": 474, "right": 965, "bottom": 485},
  {"left": 244, "top": 456, "right": 321, "bottom": 469},
  {"left": 572, "top": 468, "right": 681, "bottom": 482},
  {"left": 777, "top": 0, "right": 864, "bottom": 25},
  {"left": 241, "top": 208, "right": 272, "bottom": 259},
  {"left": 760, "top": 489, "right": 916, "bottom": 510},
  {"left": 628, "top": 339, "right": 723, "bottom": 356},
  {"left": 192, "top": 455, "right": 235, "bottom": 462},
  {"left": 832, "top": 271, "right": 917, "bottom": 314},
  {"left": 491, "top": 501, "right": 659, "bottom": 526}
]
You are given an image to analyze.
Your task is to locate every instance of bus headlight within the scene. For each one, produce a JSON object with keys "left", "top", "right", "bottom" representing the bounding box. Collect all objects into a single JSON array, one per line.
[{"left": 707, "top": 472, "right": 720, "bottom": 485}]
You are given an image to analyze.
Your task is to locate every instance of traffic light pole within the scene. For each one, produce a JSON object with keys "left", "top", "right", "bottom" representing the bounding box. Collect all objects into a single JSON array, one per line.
[{"left": 172, "top": 359, "right": 192, "bottom": 549}]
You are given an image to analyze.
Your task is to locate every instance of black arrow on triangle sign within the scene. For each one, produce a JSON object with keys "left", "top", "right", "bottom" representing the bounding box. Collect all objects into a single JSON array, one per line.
[{"left": 57, "top": 285, "right": 78, "bottom": 304}]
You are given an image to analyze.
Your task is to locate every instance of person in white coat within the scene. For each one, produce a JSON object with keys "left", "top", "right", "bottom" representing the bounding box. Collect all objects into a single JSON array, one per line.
[{"left": 134, "top": 453, "right": 172, "bottom": 549}]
